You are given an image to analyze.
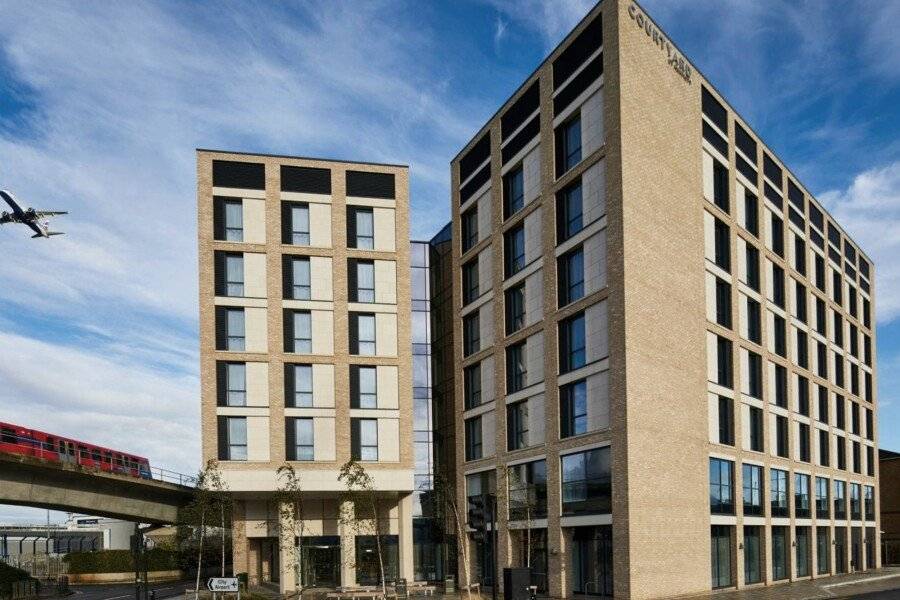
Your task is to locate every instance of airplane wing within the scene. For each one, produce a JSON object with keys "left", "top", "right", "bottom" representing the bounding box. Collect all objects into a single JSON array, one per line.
[
  {"left": 26, "top": 220, "right": 45, "bottom": 238},
  {"left": 34, "top": 211, "right": 68, "bottom": 217}
]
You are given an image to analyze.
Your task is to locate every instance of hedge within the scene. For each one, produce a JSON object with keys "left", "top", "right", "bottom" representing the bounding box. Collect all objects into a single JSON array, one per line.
[
  {"left": 0, "top": 562, "right": 36, "bottom": 599},
  {"left": 64, "top": 549, "right": 179, "bottom": 574}
]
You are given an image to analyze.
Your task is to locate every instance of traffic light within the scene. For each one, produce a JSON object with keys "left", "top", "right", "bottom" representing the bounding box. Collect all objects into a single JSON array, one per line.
[{"left": 467, "top": 495, "right": 485, "bottom": 531}]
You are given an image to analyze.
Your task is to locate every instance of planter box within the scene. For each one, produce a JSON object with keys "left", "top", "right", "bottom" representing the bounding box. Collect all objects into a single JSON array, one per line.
[{"left": 68, "top": 570, "right": 183, "bottom": 585}]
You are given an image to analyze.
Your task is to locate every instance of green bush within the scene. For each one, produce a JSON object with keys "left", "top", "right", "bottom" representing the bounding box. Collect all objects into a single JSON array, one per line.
[
  {"left": 64, "top": 549, "right": 179, "bottom": 574},
  {"left": 0, "top": 562, "right": 36, "bottom": 599}
]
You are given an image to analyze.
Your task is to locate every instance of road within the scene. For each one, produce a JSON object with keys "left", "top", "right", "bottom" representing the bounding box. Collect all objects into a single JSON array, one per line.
[{"left": 70, "top": 579, "right": 194, "bottom": 600}]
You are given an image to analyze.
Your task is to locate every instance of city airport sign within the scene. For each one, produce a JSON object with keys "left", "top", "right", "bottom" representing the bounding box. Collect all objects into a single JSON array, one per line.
[
  {"left": 627, "top": 3, "right": 692, "bottom": 84},
  {"left": 207, "top": 578, "right": 239, "bottom": 592}
]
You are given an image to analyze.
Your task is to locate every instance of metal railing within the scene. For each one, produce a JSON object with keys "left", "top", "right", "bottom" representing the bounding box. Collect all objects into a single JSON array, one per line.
[
  {"left": 0, "top": 433, "right": 196, "bottom": 487},
  {"left": 0, "top": 555, "right": 67, "bottom": 579}
]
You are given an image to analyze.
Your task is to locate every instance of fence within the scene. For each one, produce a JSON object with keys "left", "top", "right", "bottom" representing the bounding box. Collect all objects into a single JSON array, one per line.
[
  {"left": 0, "top": 580, "right": 37, "bottom": 600},
  {"left": 1, "top": 555, "right": 67, "bottom": 580}
]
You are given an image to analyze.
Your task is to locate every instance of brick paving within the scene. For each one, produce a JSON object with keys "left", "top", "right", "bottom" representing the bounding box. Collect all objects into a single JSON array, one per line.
[{"left": 678, "top": 567, "right": 900, "bottom": 600}]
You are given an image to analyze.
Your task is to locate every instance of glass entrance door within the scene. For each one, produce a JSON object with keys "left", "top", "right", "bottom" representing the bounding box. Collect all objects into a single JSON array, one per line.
[
  {"left": 571, "top": 526, "right": 613, "bottom": 597},
  {"left": 835, "top": 528, "right": 847, "bottom": 574},
  {"left": 300, "top": 536, "right": 341, "bottom": 588}
]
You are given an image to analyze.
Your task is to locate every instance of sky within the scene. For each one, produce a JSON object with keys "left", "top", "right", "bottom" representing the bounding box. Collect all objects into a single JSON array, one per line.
[{"left": 0, "top": 0, "right": 898, "bottom": 524}]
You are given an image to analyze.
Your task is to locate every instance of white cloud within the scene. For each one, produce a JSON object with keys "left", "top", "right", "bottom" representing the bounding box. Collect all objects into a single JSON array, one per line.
[
  {"left": 818, "top": 161, "right": 900, "bottom": 323},
  {"left": 483, "top": 0, "right": 596, "bottom": 49}
]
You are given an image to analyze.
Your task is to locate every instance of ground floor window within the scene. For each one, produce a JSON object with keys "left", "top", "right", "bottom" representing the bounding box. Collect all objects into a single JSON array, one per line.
[
  {"left": 816, "top": 527, "right": 830, "bottom": 575},
  {"left": 710, "top": 525, "right": 733, "bottom": 589},
  {"left": 851, "top": 527, "right": 863, "bottom": 572},
  {"left": 743, "top": 526, "right": 762, "bottom": 584},
  {"left": 571, "top": 526, "right": 612, "bottom": 597},
  {"left": 474, "top": 531, "right": 494, "bottom": 587},
  {"left": 413, "top": 517, "right": 446, "bottom": 582},
  {"left": 512, "top": 528, "right": 548, "bottom": 593},
  {"left": 298, "top": 536, "right": 341, "bottom": 588},
  {"left": 771, "top": 526, "right": 789, "bottom": 580},
  {"left": 835, "top": 528, "right": 847, "bottom": 574},
  {"left": 795, "top": 527, "right": 810, "bottom": 577},
  {"left": 866, "top": 527, "right": 876, "bottom": 570},
  {"left": 355, "top": 535, "right": 399, "bottom": 585}
]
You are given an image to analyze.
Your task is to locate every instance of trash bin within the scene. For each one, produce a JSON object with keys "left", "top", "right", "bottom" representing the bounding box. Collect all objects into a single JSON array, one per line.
[
  {"left": 444, "top": 575, "right": 456, "bottom": 594},
  {"left": 396, "top": 578, "right": 408, "bottom": 599}
]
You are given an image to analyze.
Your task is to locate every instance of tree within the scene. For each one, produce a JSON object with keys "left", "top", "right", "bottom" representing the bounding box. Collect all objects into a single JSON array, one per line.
[
  {"left": 180, "top": 460, "right": 232, "bottom": 599},
  {"left": 432, "top": 474, "right": 473, "bottom": 600},
  {"left": 338, "top": 461, "right": 387, "bottom": 597},
  {"left": 273, "top": 464, "right": 306, "bottom": 591}
]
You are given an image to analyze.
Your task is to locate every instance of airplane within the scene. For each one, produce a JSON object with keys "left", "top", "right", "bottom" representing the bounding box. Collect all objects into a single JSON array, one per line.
[{"left": 0, "top": 190, "right": 66, "bottom": 238}]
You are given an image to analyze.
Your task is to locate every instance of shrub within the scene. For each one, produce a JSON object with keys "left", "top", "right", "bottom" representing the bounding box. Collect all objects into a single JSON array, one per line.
[
  {"left": 64, "top": 549, "right": 179, "bottom": 574},
  {"left": 0, "top": 562, "right": 36, "bottom": 599}
]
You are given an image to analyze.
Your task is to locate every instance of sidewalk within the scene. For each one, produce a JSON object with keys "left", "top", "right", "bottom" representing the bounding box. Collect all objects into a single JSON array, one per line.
[{"left": 679, "top": 567, "right": 900, "bottom": 599}]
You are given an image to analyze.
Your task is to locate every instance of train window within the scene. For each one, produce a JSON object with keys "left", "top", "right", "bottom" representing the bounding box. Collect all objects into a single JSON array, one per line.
[
  {"left": 1, "top": 428, "right": 15, "bottom": 443},
  {"left": 91, "top": 449, "right": 100, "bottom": 462},
  {"left": 114, "top": 454, "right": 123, "bottom": 466},
  {"left": 104, "top": 451, "right": 112, "bottom": 463},
  {"left": 79, "top": 446, "right": 88, "bottom": 458},
  {"left": 46, "top": 436, "right": 55, "bottom": 451},
  {"left": 68, "top": 442, "right": 75, "bottom": 456}
]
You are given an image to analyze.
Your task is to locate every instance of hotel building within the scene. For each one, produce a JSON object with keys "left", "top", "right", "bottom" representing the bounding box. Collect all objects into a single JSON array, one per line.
[{"left": 449, "top": 0, "right": 879, "bottom": 598}]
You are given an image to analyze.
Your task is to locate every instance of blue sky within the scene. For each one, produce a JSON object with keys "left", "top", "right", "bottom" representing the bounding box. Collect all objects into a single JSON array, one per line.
[{"left": 0, "top": 0, "right": 898, "bottom": 524}]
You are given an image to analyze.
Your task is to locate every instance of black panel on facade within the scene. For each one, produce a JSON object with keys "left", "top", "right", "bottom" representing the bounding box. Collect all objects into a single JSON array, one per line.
[
  {"left": 789, "top": 207, "right": 805, "bottom": 229},
  {"left": 859, "top": 258, "right": 869, "bottom": 279},
  {"left": 460, "top": 163, "right": 491, "bottom": 204},
  {"left": 701, "top": 86, "right": 728, "bottom": 134},
  {"left": 828, "top": 221, "right": 842, "bottom": 248},
  {"left": 735, "top": 122, "right": 757, "bottom": 161},
  {"left": 346, "top": 170, "right": 395, "bottom": 199},
  {"left": 845, "top": 243, "right": 857, "bottom": 264},
  {"left": 459, "top": 132, "right": 491, "bottom": 184},
  {"left": 764, "top": 182, "right": 783, "bottom": 210},
  {"left": 703, "top": 121, "right": 728, "bottom": 156},
  {"left": 787, "top": 179, "right": 805, "bottom": 212},
  {"left": 501, "top": 115, "right": 541, "bottom": 165},
  {"left": 553, "top": 53, "right": 603, "bottom": 116},
  {"left": 501, "top": 81, "right": 540, "bottom": 140},
  {"left": 810, "top": 229, "right": 824, "bottom": 250},
  {"left": 763, "top": 153, "right": 782, "bottom": 186},
  {"left": 809, "top": 203, "right": 824, "bottom": 231},
  {"left": 213, "top": 160, "right": 265, "bottom": 189},
  {"left": 735, "top": 154, "right": 757, "bottom": 185},
  {"left": 281, "top": 165, "right": 331, "bottom": 194},
  {"left": 553, "top": 13, "right": 602, "bottom": 89}
]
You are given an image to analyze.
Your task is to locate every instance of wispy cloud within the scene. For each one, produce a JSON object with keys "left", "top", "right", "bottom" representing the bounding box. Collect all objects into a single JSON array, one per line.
[{"left": 482, "top": 0, "right": 596, "bottom": 49}]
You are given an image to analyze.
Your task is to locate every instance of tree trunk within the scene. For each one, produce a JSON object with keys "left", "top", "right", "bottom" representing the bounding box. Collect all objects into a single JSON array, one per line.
[
  {"left": 195, "top": 511, "right": 206, "bottom": 600},
  {"left": 373, "top": 497, "right": 386, "bottom": 598},
  {"left": 221, "top": 504, "right": 226, "bottom": 577},
  {"left": 448, "top": 498, "right": 472, "bottom": 600}
]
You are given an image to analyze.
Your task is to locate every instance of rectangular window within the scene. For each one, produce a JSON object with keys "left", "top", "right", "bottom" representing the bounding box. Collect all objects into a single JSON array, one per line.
[
  {"left": 350, "top": 312, "right": 376, "bottom": 355},
  {"left": 505, "top": 284, "right": 526, "bottom": 334},
  {"left": 557, "top": 180, "right": 584, "bottom": 242},
  {"left": 504, "top": 225, "right": 526, "bottom": 277},
  {"left": 226, "top": 416, "right": 247, "bottom": 461},
  {"left": 286, "top": 310, "right": 312, "bottom": 353},
  {"left": 288, "top": 203, "right": 310, "bottom": 245},
  {"left": 507, "top": 459, "right": 547, "bottom": 521},
  {"left": 819, "top": 430, "right": 830, "bottom": 467},
  {"left": 795, "top": 473, "right": 810, "bottom": 518},
  {"left": 773, "top": 315, "right": 786, "bottom": 357},
  {"left": 771, "top": 213, "right": 784, "bottom": 257},
  {"left": 464, "top": 363, "right": 482, "bottom": 410},
  {"left": 851, "top": 402, "right": 860, "bottom": 435},
  {"left": 556, "top": 114, "right": 582, "bottom": 176},
  {"left": 561, "top": 446, "right": 611, "bottom": 515},
  {"left": 836, "top": 396, "right": 846, "bottom": 430},
  {"left": 815, "top": 297, "right": 826, "bottom": 335},
  {"left": 816, "top": 527, "right": 830, "bottom": 575},
  {"left": 818, "top": 385, "right": 829, "bottom": 424},
  {"left": 221, "top": 362, "right": 246, "bottom": 406},
  {"left": 224, "top": 253, "right": 244, "bottom": 297},
  {"left": 503, "top": 165, "right": 525, "bottom": 219},
  {"left": 506, "top": 341, "right": 527, "bottom": 393},
  {"left": 799, "top": 422, "right": 810, "bottom": 463},
  {"left": 351, "top": 418, "right": 378, "bottom": 461},
  {"left": 774, "top": 364, "right": 788, "bottom": 407},
  {"left": 715, "top": 278, "right": 731, "bottom": 328},
  {"left": 558, "top": 247, "right": 585, "bottom": 306},
  {"left": 224, "top": 308, "right": 245, "bottom": 351},
  {"left": 797, "top": 329, "right": 809, "bottom": 369},
  {"left": 742, "top": 463, "right": 763, "bottom": 516},
  {"left": 716, "top": 336, "right": 733, "bottom": 388},
  {"left": 348, "top": 207, "right": 374, "bottom": 249},
  {"left": 796, "top": 281, "right": 807, "bottom": 322},
  {"left": 463, "top": 312, "right": 480, "bottom": 357},
  {"left": 714, "top": 218, "right": 731, "bottom": 272},
  {"left": 864, "top": 485, "right": 875, "bottom": 521},
  {"left": 281, "top": 256, "right": 310, "bottom": 300},
  {"left": 834, "top": 312, "right": 844, "bottom": 347},
  {"left": 287, "top": 364, "right": 313, "bottom": 407},
  {"left": 744, "top": 526, "right": 762, "bottom": 585},
  {"left": 506, "top": 401, "right": 529, "bottom": 451},
  {"left": 461, "top": 207, "right": 478, "bottom": 253},
  {"left": 713, "top": 160, "right": 729, "bottom": 213},
  {"left": 464, "top": 416, "right": 482, "bottom": 461},
  {"left": 817, "top": 341, "right": 828, "bottom": 378},
  {"left": 559, "top": 313, "right": 587, "bottom": 374},
  {"left": 711, "top": 525, "right": 733, "bottom": 589},
  {"left": 775, "top": 415, "right": 788, "bottom": 458},
  {"left": 833, "top": 271, "right": 843, "bottom": 305},
  {"left": 560, "top": 379, "right": 588, "bottom": 438},
  {"left": 834, "top": 480, "right": 846, "bottom": 519},
  {"left": 816, "top": 476, "right": 830, "bottom": 519},
  {"left": 746, "top": 245, "right": 760, "bottom": 290},
  {"left": 815, "top": 254, "right": 826, "bottom": 291},
  {"left": 747, "top": 351, "right": 762, "bottom": 398},
  {"left": 798, "top": 376, "right": 809, "bottom": 415},
  {"left": 772, "top": 265, "right": 785, "bottom": 308},
  {"left": 770, "top": 469, "right": 789, "bottom": 518},
  {"left": 288, "top": 418, "right": 314, "bottom": 461},
  {"left": 850, "top": 483, "right": 861, "bottom": 520},
  {"left": 717, "top": 396, "right": 734, "bottom": 446},
  {"left": 852, "top": 440, "right": 861, "bottom": 474},
  {"left": 462, "top": 260, "right": 479, "bottom": 305},
  {"left": 223, "top": 199, "right": 243, "bottom": 242},
  {"left": 837, "top": 436, "right": 846, "bottom": 470},
  {"left": 796, "top": 527, "right": 811, "bottom": 578},
  {"left": 350, "top": 365, "right": 378, "bottom": 409},
  {"left": 749, "top": 406, "right": 764, "bottom": 452},
  {"left": 709, "top": 458, "right": 734, "bottom": 514},
  {"left": 349, "top": 259, "right": 375, "bottom": 303},
  {"left": 794, "top": 237, "right": 807, "bottom": 275},
  {"left": 747, "top": 298, "right": 762, "bottom": 344},
  {"left": 744, "top": 192, "right": 759, "bottom": 237}
]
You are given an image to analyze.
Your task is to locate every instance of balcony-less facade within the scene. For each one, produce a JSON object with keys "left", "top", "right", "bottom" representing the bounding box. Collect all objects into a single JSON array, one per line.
[
  {"left": 198, "top": 151, "right": 415, "bottom": 592},
  {"left": 448, "top": 1, "right": 878, "bottom": 598}
]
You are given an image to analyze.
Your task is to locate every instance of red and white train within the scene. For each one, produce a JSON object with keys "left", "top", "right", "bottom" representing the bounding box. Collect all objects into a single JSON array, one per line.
[{"left": 0, "top": 421, "right": 152, "bottom": 479}]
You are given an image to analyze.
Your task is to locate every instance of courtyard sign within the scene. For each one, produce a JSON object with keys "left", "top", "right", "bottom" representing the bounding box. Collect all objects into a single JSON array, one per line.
[{"left": 627, "top": 3, "right": 692, "bottom": 84}]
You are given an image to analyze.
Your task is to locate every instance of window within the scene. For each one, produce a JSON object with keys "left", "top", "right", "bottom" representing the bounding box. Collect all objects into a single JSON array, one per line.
[
  {"left": 287, "top": 203, "right": 310, "bottom": 245},
  {"left": 816, "top": 527, "right": 830, "bottom": 575},
  {"left": 834, "top": 312, "right": 844, "bottom": 347},
  {"left": 355, "top": 536, "right": 399, "bottom": 586},
  {"left": 714, "top": 218, "right": 730, "bottom": 272},
  {"left": 849, "top": 285, "right": 858, "bottom": 317},
  {"left": 814, "top": 254, "right": 825, "bottom": 291},
  {"left": 506, "top": 341, "right": 527, "bottom": 392},
  {"left": 223, "top": 199, "right": 243, "bottom": 241},
  {"left": 560, "top": 379, "right": 587, "bottom": 438},
  {"left": 744, "top": 526, "right": 762, "bottom": 585},
  {"left": 747, "top": 351, "right": 762, "bottom": 398},
  {"left": 286, "top": 310, "right": 312, "bottom": 353},
  {"left": 350, "top": 365, "right": 377, "bottom": 409},
  {"left": 837, "top": 436, "right": 846, "bottom": 470},
  {"left": 747, "top": 298, "right": 762, "bottom": 344},
  {"left": 223, "top": 308, "right": 245, "bottom": 351},
  {"left": 795, "top": 236, "right": 806, "bottom": 275},
  {"left": 744, "top": 191, "right": 759, "bottom": 236},
  {"left": 349, "top": 259, "right": 375, "bottom": 303},
  {"left": 818, "top": 385, "right": 829, "bottom": 424},
  {"left": 561, "top": 446, "right": 611, "bottom": 515},
  {"left": 748, "top": 406, "right": 764, "bottom": 452},
  {"left": 798, "top": 376, "right": 810, "bottom": 415},
  {"left": 774, "top": 364, "right": 788, "bottom": 407},
  {"left": 504, "top": 165, "right": 525, "bottom": 219},
  {"left": 775, "top": 415, "right": 788, "bottom": 458},
  {"left": 815, "top": 476, "right": 830, "bottom": 519},
  {"left": 715, "top": 278, "right": 731, "bottom": 328},
  {"left": 716, "top": 336, "right": 733, "bottom": 388},
  {"left": 556, "top": 114, "right": 582, "bottom": 176},
  {"left": 852, "top": 440, "right": 861, "bottom": 474},
  {"left": 504, "top": 225, "right": 526, "bottom": 277},
  {"left": 772, "top": 265, "right": 785, "bottom": 308},
  {"left": 287, "top": 418, "right": 314, "bottom": 461},
  {"left": 834, "top": 480, "right": 848, "bottom": 521},
  {"left": 819, "top": 430, "right": 830, "bottom": 467},
  {"left": 773, "top": 316, "right": 786, "bottom": 358},
  {"left": 709, "top": 458, "right": 734, "bottom": 514},
  {"left": 559, "top": 312, "right": 586, "bottom": 373},
  {"left": 796, "top": 527, "right": 811, "bottom": 578},
  {"left": 833, "top": 271, "right": 842, "bottom": 304},
  {"left": 350, "top": 313, "right": 376, "bottom": 355},
  {"left": 224, "top": 416, "right": 247, "bottom": 461},
  {"left": 770, "top": 469, "right": 789, "bottom": 517},
  {"left": 508, "top": 460, "right": 547, "bottom": 520},
  {"left": 795, "top": 281, "right": 807, "bottom": 322},
  {"left": 464, "top": 363, "right": 482, "bottom": 410},
  {"left": 462, "top": 260, "right": 479, "bottom": 305},
  {"left": 220, "top": 362, "right": 246, "bottom": 406},
  {"left": 864, "top": 485, "right": 875, "bottom": 521},
  {"left": 713, "top": 160, "right": 729, "bottom": 213},
  {"left": 557, "top": 180, "right": 583, "bottom": 242},
  {"left": 351, "top": 418, "right": 378, "bottom": 461},
  {"left": 287, "top": 364, "right": 313, "bottom": 407},
  {"left": 746, "top": 245, "right": 760, "bottom": 290},
  {"left": 836, "top": 396, "right": 846, "bottom": 430},
  {"left": 505, "top": 284, "right": 526, "bottom": 334},
  {"left": 742, "top": 463, "right": 763, "bottom": 516},
  {"left": 795, "top": 473, "right": 810, "bottom": 518},
  {"left": 799, "top": 423, "right": 810, "bottom": 463},
  {"left": 507, "top": 401, "right": 529, "bottom": 451},
  {"left": 771, "top": 213, "right": 784, "bottom": 257},
  {"left": 284, "top": 257, "right": 311, "bottom": 300},
  {"left": 852, "top": 402, "right": 860, "bottom": 435},
  {"left": 348, "top": 207, "right": 374, "bottom": 249},
  {"left": 558, "top": 247, "right": 585, "bottom": 306},
  {"left": 464, "top": 416, "right": 482, "bottom": 461},
  {"left": 866, "top": 408, "right": 874, "bottom": 441},
  {"left": 710, "top": 525, "right": 733, "bottom": 589},
  {"left": 462, "top": 207, "right": 478, "bottom": 253},
  {"left": 817, "top": 341, "right": 828, "bottom": 378},
  {"left": 463, "top": 312, "right": 480, "bottom": 356},
  {"left": 717, "top": 396, "right": 734, "bottom": 446},
  {"left": 222, "top": 253, "right": 244, "bottom": 297},
  {"left": 797, "top": 330, "right": 808, "bottom": 369},
  {"left": 850, "top": 483, "right": 861, "bottom": 520},
  {"left": 816, "top": 297, "right": 826, "bottom": 335}
]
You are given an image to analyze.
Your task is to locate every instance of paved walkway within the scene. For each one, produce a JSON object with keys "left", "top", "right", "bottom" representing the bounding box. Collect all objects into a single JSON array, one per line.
[{"left": 679, "top": 567, "right": 900, "bottom": 599}]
